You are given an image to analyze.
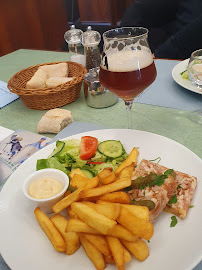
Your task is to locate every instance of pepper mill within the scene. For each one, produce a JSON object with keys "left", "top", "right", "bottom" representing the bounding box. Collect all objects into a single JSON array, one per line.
[
  {"left": 64, "top": 25, "right": 86, "bottom": 66},
  {"left": 81, "top": 26, "right": 101, "bottom": 71}
]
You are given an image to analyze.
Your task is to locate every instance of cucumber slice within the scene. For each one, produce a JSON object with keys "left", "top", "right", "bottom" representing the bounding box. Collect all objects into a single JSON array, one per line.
[
  {"left": 81, "top": 169, "right": 94, "bottom": 179},
  {"left": 98, "top": 140, "right": 123, "bottom": 158},
  {"left": 49, "top": 141, "right": 65, "bottom": 157}
]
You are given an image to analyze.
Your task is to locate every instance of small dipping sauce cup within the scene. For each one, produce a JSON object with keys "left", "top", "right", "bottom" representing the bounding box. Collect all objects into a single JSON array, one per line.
[{"left": 22, "top": 168, "right": 69, "bottom": 214}]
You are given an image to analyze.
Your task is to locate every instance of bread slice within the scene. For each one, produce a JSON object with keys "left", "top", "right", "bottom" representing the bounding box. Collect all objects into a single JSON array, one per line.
[
  {"left": 37, "top": 108, "right": 73, "bottom": 134},
  {"left": 26, "top": 69, "right": 47, "bottom": 89},
  {"left": 39, "top": 63, "right": 68, "bottom": 78},
  {"left": 129, "top": 159, "right": 197, "bottom": 221},
  {"left": 45, "top": 77, "right": 73, "bottom": 88}
]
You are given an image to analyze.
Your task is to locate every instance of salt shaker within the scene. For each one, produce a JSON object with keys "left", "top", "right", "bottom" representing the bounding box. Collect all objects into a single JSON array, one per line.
[
  {"left": 64, "top": 25, "right": 86, "bottom": 66},
  {"left": 81, "top": 26, "right": 101, "bottom": 71}
]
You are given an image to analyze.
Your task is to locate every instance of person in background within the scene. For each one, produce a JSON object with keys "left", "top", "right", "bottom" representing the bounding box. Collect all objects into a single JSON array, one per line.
[
  {"left": 154, "top": 14, "right": 202, "bottom": 59},
  {"left": 120, "top": 0, "right": 202, "bottom": 59}
]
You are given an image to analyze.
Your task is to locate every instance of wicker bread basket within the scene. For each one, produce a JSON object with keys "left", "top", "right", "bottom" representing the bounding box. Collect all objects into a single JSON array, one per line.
[{"left": 7, "top": 61, "right": 87, "bottom": 110}]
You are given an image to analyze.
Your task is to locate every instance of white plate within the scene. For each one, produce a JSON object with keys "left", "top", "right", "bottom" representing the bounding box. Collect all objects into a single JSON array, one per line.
[
  {"left": 0, "top": 129, "right": 202, "bottom": 270},
  {"left": 172, "top": 59, "right": 202, "bottom": 95}
]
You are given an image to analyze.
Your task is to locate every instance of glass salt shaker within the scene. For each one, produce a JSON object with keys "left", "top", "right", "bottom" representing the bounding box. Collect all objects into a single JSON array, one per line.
[
  {"left": 81, "top": 26, "right": 101, "bottom": 71},
  {"left": 84, "top": 67, "right": 118, "bottom": 108},
  {"left": 64, "top": 25, "right": 86, "bottom": 66}
]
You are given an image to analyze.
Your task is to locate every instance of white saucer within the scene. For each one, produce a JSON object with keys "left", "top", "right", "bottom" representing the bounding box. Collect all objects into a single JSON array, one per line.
[{"left": 172, "top": 59, "right": 202, "bottom": 95}]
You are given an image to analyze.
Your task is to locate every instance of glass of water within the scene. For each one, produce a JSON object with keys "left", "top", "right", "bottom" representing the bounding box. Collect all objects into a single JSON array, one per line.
[{"left": 187, "top": 49, "right": 202, "bottom": 124}]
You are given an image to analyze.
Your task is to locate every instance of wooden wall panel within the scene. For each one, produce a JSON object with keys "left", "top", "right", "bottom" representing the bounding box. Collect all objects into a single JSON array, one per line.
[
  {"left": 0, "top": 0, "right": 68, "bottom": 56},
  {"left": 77, "top": 0, "right": 127, "bottom": 25}
]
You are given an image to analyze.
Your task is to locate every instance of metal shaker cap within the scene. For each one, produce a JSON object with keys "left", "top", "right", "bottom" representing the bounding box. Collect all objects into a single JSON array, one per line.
[
  {"left": 81, "top": 27, "right": 101, "bottom": 47},
  {"left": 64, "top": 25, "right": 83, "bottom": 45},
  {"left": 84, "top": 67, "right": 100, "bottom": 83}
]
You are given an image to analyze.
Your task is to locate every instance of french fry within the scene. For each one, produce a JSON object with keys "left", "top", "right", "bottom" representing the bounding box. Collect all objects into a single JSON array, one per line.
[
  {"left": 53, "top": 187, "right": 82, "bottom": 213},
  {"left": 81, "top": 195, "right": 101, "bottom": 202},
  {"left": 117, "top": 207, "right": 154, "bottom": 240},
  {"left": 82, "top": 233, "right": 112, "bottom": 258},
  {"left": 97, "top": 168, "right": 113, "bottom": 179},
  {"left": 121, "top": 239, "right": 149, "bottom": 261},
  {"left": 82, "top": 201, "right": 120, "bottom": 220},
  {"left": 121, "top": 204, "right": 150, "bottom": 222},
  {"left": 104, "top": 255, "right": 115, "bottom": 264},
  {"left": 117, "top": 164, "right": 134, "bottom": 179},
  {"left": 64, "top": 190, "right": 71, "bottom": 197},
  {"left": 115, "top": 147, "right": 138, "bottom": 176},
  {"left": 65, "top": 218, "right": 100, "bottom": 234},
  {"left": 100, "top": 171, "right": 117, "bottom": 185},
  {"left": 80, "top": 234, "right": 106, "bottom": 270},
  {"left": 70, "top": 174, "right": 89, "bottom": 189},
  {"left": 104, "top": 248, "right": 131, "bottom": 264},
  {"left": 69, "top": 168, "right": 86, "bottom": 179},
  {"left": 64, "top": 231, "right": 80, "bottom": 255},
  {"left": 111, "top": 224, "right": 139, "bottom": 242},
  {"left": 96, "top": 191, "right": 130, "bottom": 204},
  {"left": 71, "top": 202, "right": 117, "bottom": 235},
  {"left": 52, "top": 176, "right": 99, "bottom": 213},
  {"left": 67, "top": 205, "right": 78, "bottom": 219},
  {"left": 106, "top": 236, "right": 125, "bottom": 270},
  {"left": 79, "top": 177, "right": 131, "bottom": 199},
  {"left": 123, "top": 246, "right": 131, "bottom": 263},
  {"left": 50, "top": 214, "right": 80, "bottom": 255},
  {"left": 67, "top": 217, "right": 138, "bottom": 242},
  {"left": 34, "top": 207, "right": 65, "bottom": 252}
]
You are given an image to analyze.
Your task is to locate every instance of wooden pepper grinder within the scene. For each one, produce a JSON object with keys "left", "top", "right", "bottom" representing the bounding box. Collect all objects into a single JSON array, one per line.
[{"left": 81, "top": 26, "right": 101, "bottom": 71}]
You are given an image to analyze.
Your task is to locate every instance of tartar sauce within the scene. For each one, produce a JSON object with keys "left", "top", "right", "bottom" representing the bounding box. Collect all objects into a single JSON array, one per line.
[{"left": 28, "top": 177, "right": 64, "bottom": 199}]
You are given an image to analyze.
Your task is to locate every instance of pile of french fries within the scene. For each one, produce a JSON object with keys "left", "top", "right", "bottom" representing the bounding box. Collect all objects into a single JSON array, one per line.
[{"left": 34, "top": 147, "right": 154, "bottom": 270}]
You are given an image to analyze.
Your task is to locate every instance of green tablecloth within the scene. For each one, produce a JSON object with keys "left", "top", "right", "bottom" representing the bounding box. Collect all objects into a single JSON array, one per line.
[{"left": 0, "top": 49, "right": 201, "bottom": 158}]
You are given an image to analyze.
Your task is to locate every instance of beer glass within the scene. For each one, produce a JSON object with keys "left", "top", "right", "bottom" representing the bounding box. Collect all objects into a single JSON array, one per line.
[
  {"left": 187, "top": 49, "right": 202, "bottom": 124},
  {"left": 99, "top": 27, "right": 157, "bottom": 129}
]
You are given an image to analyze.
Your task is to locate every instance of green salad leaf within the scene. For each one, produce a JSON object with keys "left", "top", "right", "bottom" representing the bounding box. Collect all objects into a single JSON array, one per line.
[{"left": 36, "top": 138, "right": 129, "bottom": 177}]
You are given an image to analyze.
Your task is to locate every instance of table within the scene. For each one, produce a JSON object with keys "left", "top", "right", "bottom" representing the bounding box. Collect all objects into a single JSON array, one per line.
[
  {"left": 0, "top": 49, "right": 201, "bottom": 270},
  {"left": 0, "top": 49, "right": 202, "bottom": 158}
]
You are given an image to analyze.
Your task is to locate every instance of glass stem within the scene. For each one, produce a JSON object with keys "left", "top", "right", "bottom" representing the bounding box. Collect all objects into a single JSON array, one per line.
[{"left": 125, "top": 100, "right": 133, "bottom": 129}]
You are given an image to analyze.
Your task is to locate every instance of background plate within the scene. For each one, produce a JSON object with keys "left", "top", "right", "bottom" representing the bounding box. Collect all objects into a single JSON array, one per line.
[
  {"left": 172, "top": 59, "right": 202, "bottom": 95},
  {"left": 0, "top": 129, "right": 202, "bottom": 270}
]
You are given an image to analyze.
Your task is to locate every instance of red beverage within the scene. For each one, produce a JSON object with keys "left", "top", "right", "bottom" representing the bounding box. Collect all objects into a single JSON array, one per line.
[
  {"left": 99, "top": 62, "right": 156, "bottom": 100},
  {"left": 99, "top": 50, "right": 157, "bottom": 100}
]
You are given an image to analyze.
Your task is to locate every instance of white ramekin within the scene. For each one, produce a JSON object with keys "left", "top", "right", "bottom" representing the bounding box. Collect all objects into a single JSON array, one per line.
[{"left": 22, "top": 168, "right": 69, "bottom": 213}]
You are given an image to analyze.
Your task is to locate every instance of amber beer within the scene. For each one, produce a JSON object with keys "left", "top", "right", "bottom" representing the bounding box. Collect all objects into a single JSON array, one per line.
[{"left": 99, "top": 50, "right": 157, "bottom": 100}]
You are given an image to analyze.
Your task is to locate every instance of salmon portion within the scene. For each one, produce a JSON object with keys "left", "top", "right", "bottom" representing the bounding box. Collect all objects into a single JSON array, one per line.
[{"left": 129, "top": 160, "right": 197, "bottom": 222}]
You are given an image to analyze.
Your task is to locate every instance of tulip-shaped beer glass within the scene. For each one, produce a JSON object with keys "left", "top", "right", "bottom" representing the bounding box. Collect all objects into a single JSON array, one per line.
[{"left": 99, "top": 27, "right": 157, "bottom": 129}]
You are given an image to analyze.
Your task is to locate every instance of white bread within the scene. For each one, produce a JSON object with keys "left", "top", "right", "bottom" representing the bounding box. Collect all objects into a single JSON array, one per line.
[
  {"left": 37, "top": 109, "right": 73, "bottom": 134},
  {"left": 26, "top": 69, "right": 48, "bottom": 89},
  {"left": 39, "top": 63, "right": 68, "bottom": 78},
  {"left": 45, "top": 77, "right": 73, "bottom": 88}
]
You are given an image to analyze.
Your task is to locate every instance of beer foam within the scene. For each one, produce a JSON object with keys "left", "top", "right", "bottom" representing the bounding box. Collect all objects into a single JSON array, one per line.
[{"left": 106, "top": 50, "right": 153, "bottom": 72}]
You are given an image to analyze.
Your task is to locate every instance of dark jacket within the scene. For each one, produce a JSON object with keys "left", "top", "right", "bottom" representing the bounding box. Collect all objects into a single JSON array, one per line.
[
  {"left": 155, "top": 14, "right": 202, "bottom": 59},
  {"left": 120, "top": 0, "right": 202, "bottom": 59}
]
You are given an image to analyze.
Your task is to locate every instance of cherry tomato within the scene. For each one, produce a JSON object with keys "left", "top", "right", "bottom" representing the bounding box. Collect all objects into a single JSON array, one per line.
[{"left": 80, "top": 136, "right": 98, "bottom": 160}]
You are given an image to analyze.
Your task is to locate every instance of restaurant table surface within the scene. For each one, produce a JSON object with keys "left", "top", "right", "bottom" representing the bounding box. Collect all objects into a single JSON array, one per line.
[{"left": 0, "top": 49, "right": 201, "bottom": 270}]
